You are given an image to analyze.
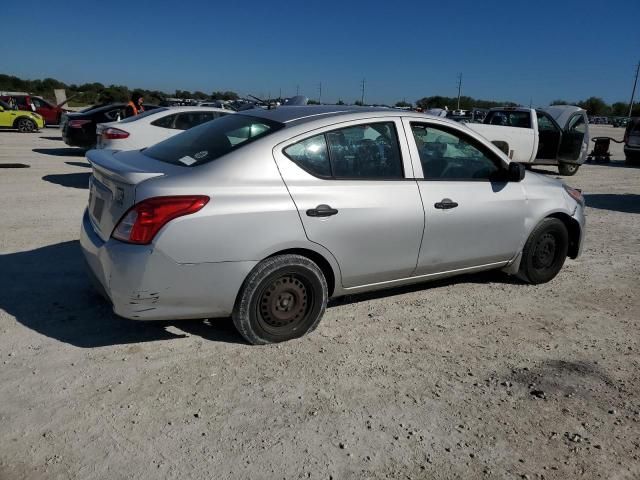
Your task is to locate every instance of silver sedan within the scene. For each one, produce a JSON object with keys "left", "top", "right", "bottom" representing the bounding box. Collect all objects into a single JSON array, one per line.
[{"left": 80, "top": 106, "right": 586, "bottom": 344}]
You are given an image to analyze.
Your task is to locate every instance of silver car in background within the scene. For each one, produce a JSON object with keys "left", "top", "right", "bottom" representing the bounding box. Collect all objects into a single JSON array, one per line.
[{"left": 80, "top": 106, "right": 586, "bottom": 344}]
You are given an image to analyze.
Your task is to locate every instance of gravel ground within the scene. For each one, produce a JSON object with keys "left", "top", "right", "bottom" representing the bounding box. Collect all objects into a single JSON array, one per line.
[{"left": 0, "top": 125, "right": 639, "bottom": 480}]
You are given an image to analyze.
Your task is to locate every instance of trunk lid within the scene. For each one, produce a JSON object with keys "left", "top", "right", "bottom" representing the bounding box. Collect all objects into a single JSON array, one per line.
[{"left": 86, "top": 149, "right": 176, "bottom": 241}]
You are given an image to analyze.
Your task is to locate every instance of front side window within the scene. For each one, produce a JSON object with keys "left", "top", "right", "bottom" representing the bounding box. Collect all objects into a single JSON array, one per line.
[
  {"left": 31, "top": 98, "right": 50, "bottom": 109},
  {"left": 284, "top": 121, "right": 404, "bottom": 179},
  {"left": 536, "top": 112, "right": 559, "bottom": 132},
  {"left": 411, "top": 123, "right": 501, "bottom": 180},
  {"left": 144, "top": 114, "right": 284, "bottom": 166}
]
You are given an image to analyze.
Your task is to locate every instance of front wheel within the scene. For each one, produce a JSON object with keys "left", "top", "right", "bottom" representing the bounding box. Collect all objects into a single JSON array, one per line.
[
  {"left": 233, "top": 254, "right": 328, "bottom": 345},
  {"left": 558, "top": 162, "right": 579, "bottom": 176},
  {"left": 16, "top": 118, "right": 36, "bottom": 133},
  {"left": 518, "top": 218, "right": 569, "bottom": 284}
]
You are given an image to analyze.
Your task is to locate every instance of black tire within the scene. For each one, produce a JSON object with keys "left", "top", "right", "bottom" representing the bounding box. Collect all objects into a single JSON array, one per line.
[
  {"left": 625, "top": 154, "right": 640, "bottom": 166},
  {"left": 232, "top": 254, "right": 328, "bottom": 345},
  {"left": 558, "top": 162, "right": 579, "bottom": 176},
  {"left": 518, "top": 218, "right": 569, "bottom": 284},
  {"left": 15, "top": 118, "right": 36, "bottom": 133}
]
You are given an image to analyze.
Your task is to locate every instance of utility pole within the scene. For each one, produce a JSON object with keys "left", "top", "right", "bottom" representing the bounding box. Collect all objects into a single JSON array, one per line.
[
  {"left": 296, "top": 84, "right": 300, "bottom": 95},
  {"left": 456, "top": 73, "right": 463, "bottom": 110},
  {"left": 279, "top": 88, "right": 282, "bottom": 101},
  {"left": 318, "top": 82, "right": 322, "bottom": 104},
  {"left": 360, "top": 78, "right": 366, "bottom": 105},
  {"left": 628, "top": 61, "right": 640, "bottom": 119}
]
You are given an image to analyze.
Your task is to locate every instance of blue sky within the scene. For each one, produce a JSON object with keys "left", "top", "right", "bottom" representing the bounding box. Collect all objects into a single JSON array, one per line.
[{"left": 3, "top": 0, "right": 638, "bottom": 106}]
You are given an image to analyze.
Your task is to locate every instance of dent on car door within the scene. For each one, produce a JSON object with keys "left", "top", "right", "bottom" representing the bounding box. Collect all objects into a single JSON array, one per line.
[
  {"left": 273, "top": 119, "right": 424, "bottom": 288},
  {"left": 403, "top": 119, "right": 527, "bottom": 275}
]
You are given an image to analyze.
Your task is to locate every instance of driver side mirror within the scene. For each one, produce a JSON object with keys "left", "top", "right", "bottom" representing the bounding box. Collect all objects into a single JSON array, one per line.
[{"left": 508, "top": 162, "right": 525, "bottom": 182}]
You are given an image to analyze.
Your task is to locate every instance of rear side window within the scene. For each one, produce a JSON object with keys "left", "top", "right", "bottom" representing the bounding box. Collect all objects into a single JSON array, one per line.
[
  {"left": 144, "top": 114, "right": 284, "bottom": 166},
  {"left": 485, "top": 111, "right": 531, "bottom": 128},
  {"left": 120, "top": 108, "right": 169, "bottom": 124},
  {"left": 284, "top": 134, "right": 331, "bottom": 177},
  {"left": 284, "top": 122, "right": 404, "bottom": 179},
  {"left": 151, "top": 113, "right": 176, "bottom": 128}
]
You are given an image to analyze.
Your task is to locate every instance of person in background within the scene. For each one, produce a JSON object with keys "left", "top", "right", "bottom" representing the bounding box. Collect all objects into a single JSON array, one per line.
[
  {"left": 7, "top": 97, "right": 17, "bottom": 110},
  {"left": 125, "top": 92, "right": 144, "bottom": 118}
]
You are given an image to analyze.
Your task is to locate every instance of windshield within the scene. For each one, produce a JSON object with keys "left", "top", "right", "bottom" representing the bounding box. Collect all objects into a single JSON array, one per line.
[
  {"left": 118, "top": 107, "right": 168, "bottom": 123},
  {"left": 143, "top": 114, "right": 284, "bottom": 166}
]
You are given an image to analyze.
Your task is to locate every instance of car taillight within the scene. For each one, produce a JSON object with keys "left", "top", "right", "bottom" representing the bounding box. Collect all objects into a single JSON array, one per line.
[
  {"left": 69, "top": 119, "right": 92, "bottom": 128},
  {"left": 563, "top": 184, "right": 585, "bottom": 207},
  {"left": 112, "top": 196, "right": 209, "bottom": 245},
  {"left": 102, "top": 127, "right": 130, "bottom": 139}
]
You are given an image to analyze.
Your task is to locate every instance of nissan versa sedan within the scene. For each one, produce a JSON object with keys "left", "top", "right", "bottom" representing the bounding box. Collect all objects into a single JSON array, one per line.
[{"left": 80, "top": 106, "right": 586, "bottom": 344}]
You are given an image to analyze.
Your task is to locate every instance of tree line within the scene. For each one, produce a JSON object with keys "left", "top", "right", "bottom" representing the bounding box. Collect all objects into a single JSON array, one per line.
[
  {"left": 1, "top": 73, "right": 638, "bottom": 115},
  {"left": 0, "top": 74, "right": 239, "bottom": 106}
]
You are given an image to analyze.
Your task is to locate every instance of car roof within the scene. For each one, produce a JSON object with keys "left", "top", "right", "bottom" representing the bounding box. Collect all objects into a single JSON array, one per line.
[{"left": 239, "top": 105, "right": 393, "bottom": 126}]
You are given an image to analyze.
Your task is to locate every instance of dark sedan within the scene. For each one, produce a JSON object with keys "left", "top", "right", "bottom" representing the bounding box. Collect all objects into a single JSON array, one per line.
[{"left": 62, "top": 103, "right": 160, "bottom": 149}]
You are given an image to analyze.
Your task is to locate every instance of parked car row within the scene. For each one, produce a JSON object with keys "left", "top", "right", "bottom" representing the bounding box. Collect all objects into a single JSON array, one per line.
[
  {"left": 0, "top": 93, "right": 68, "bottom": 125},
  {"left": 0, "top": 99, "right": 45, "bottom": 132}
]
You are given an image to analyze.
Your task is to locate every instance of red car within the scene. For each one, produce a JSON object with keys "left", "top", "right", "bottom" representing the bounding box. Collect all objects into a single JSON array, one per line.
[{"left": 0, "top": 94, "right": 68, "bottom": 125}]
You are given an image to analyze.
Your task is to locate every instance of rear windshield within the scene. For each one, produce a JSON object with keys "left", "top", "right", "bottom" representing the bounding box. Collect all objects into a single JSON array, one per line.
[
  {"left": 143, "top": 114, "right": 284, "bottom": 166},
  {"left": 118, "top": 107, "right": 168, "bottom": 123}
]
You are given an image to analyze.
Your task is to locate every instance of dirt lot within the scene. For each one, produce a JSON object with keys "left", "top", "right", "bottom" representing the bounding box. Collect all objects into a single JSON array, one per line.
[{"left": 1, "top": 125, "right": 639, "bottom": 480}]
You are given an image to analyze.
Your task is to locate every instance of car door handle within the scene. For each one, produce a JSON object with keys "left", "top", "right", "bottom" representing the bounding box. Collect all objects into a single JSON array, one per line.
[
  {"left": 306, "top": 204, "right": 339, "bottom": 217},
  {"left": 434, "top": 198, "right": 458, "bottom": 210}
]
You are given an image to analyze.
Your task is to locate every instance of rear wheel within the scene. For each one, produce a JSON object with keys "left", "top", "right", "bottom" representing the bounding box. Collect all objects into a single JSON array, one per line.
[
  {"left": 558, "top": 162, "right": 579, "bottom": 176},
  {"left": 16, "top": 118, "right": 36, "bottom": 133},
  {"left": 518, "top": 218, "right": 569, "bottom": 284},
  {"left": 233, "top": 254, "right": 328, "bottom": 345},
  {"left": 625, "top": 153, "right": 640, "bottom": 166}
]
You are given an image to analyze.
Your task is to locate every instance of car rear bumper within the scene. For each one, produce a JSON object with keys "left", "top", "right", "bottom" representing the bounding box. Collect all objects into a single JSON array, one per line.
[{"left": 80, "top": 209, "right": 256, "bottom": 320}]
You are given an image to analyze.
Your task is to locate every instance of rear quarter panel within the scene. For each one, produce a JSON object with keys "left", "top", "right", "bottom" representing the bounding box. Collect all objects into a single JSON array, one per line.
[{"left": 137, "top": 141, "right": 321, "bottom": 266}]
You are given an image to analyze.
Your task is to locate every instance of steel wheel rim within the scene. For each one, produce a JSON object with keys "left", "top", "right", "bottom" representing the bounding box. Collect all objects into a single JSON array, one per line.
[
  {"left": 257, "top": 273, "right": 311, "bottom": 333},
  {"left": 533, "top": 232, "right": 557, "bottom": 270}
]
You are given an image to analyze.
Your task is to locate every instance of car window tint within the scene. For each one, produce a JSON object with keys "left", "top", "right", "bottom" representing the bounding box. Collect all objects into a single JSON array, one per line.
[
  {"left": 144, "top": 114, "right": 284, "bottom": 167},
  {"left": 120, "top": 108, "right": 169, "bottom": 124},
  {"left": 325, "top": 122, "right": 403, "bottom": 179},
  {"left": 411, "top": 123, "right": 500, "bottom": 180},
  {"left": 104, "top": 108, "right": 123, "bottom": 121},
  {"left": 32, "top": 98, "right": 47, "bottom": 108},
  {"left": 151, "top": 113, "right": 176, "bottom": 129},
  {"left": 536, "top": 112, "right": 559, "bottom": 131},
  {"left": 566, "top": 114, "right": 586, "bottom": 134},
  {"left": 284, "top": 134, "right": 331, "bottom": 177},
  {"left": 485, "top": 111, "right": 531, "bottom": 128}
]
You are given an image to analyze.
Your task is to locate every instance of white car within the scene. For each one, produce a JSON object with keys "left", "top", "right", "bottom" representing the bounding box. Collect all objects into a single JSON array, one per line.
[{"left": 96, "top": 106, "right": 230, "bottom": 150}]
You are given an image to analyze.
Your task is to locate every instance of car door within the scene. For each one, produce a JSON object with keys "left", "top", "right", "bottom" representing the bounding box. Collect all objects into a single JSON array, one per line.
[
  {"left": 535, "top": 111, "right": 562, "bottom": 160},
  {"left": 403, "top": 118, "right": 527, "bottom": 275},
  {"left": 273, "top": 118, "right": 424, "bottom": 288},
  {"left": 558, "top": 112, "right": 588, "bottom": 162},
  {"left": 0, "top": 102, "right": 13, "bottom": 127}
]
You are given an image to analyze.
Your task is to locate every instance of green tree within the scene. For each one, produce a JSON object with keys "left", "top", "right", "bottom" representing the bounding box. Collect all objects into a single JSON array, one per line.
[
  {"left": 395, "top": 100, "right": 411, "bottom": 108},
  {"left": 550, "top": 99, "right": 570, "bottom": 105},
  {"left": 577, "top": 97, "right": 610, "bottom": 115},
  {"left": 336, "top": 99, "right": 345, "bottom": 105}
]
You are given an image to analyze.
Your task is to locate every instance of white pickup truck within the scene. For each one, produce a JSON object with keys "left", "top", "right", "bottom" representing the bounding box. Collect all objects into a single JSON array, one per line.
[{"left": 467, "top": 106, "right": 589, "bottom": 176}]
